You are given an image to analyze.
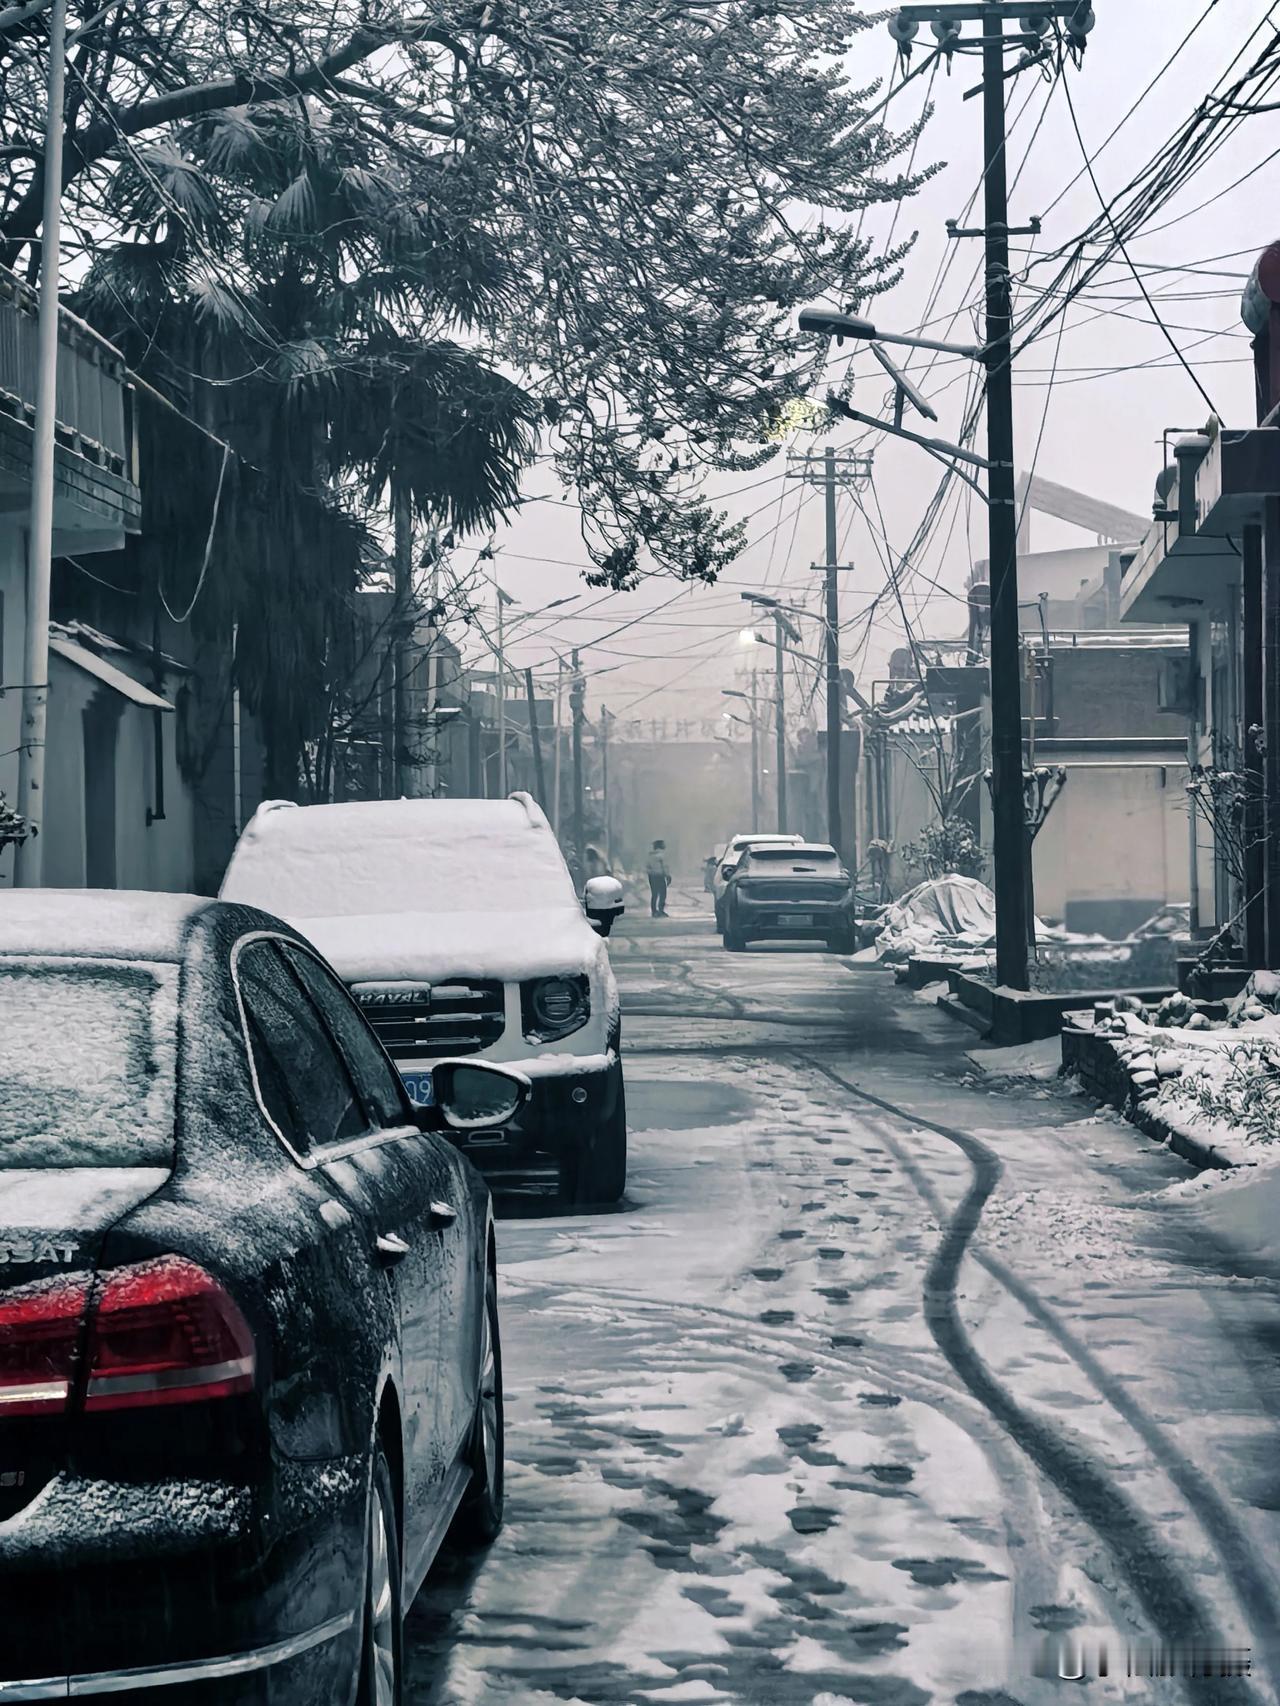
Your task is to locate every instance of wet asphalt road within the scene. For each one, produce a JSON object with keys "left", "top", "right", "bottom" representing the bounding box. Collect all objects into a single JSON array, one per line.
[{"left": 405, "top": 888, "right": 1280, "bottom": 1706}]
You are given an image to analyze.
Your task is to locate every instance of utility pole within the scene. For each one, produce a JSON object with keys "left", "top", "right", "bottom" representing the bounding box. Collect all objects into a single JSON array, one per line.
[
  {"left": 600, "top": 705, "right": 612, "bottom": 864},
  {"left": 525, "top": 666, "right": 547, "bottom": 810},
  {"left": 552, "top": 657, "right": 565, "bottom": 838},
  {"left": 786, "top": 449, "right": 869, "bottom": 867},
  {"left": 570, "top": 649, "right": 586, "bottom": 881},
  {"left": 979, "top": 6, "right": 1031, "bottom": 987},
  {"left": 15, "top": 0, "right": 68, "bottom": 887},
  {"left": 750, "top": 663, "right": 761, "bottom": 832},
  {"left": 864, "top": 2, "right": 1096, "bottom": 982},
  {"left": 391, "top": 485, "right": 413, "bottom": 799},
  {"left": 424, "top": 560, "right": 441, "bottom": 798},
  {"left": 774, "top": 615, "right": 788, "bottom": 833},
  {"left": 495, "top": 579, "right": 510, "bottom": 796},
  {"left": 823, "top": 447, "right": 841, "bottom": 863}
]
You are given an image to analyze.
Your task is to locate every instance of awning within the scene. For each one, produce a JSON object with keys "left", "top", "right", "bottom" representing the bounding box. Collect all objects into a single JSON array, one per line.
[{"left": 49, "top": 633, "right": 175, "bottom": 711}]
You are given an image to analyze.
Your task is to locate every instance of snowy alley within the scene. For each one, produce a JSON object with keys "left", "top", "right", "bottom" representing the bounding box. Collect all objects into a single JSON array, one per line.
[{"left": 403, "top": 886, "right": 1280, "bottom": 1706}]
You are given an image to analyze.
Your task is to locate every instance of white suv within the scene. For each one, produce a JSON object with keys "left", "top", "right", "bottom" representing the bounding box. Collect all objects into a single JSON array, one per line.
[{"left": 220, "top": 793, "right": 627, "bottom": 1203}]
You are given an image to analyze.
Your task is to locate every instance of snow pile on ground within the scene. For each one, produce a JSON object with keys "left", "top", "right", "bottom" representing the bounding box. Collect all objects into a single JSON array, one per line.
[
  {"left": 964, "top": 1038, "right": 1062, "bottom": 1082},
  {"left": 1089, "top": 974, "right": 1280, "bottom": 1166},
  {"left": 1164, "top": 1151, "right": 1280, "bottom": 1267}
]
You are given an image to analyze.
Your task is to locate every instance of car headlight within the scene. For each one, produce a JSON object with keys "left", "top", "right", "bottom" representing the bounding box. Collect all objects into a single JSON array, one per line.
[{"left": 522, "top": 974, "right": 590, "bottom": 1043}]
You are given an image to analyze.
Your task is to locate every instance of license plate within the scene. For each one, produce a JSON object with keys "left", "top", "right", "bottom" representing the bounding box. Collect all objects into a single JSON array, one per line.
[
  {"left": 400, "top": 1070, "right": 435, "bottom": 1107},
  {"left": 791, "top": 914, "right": 814, "bottom": 928}
]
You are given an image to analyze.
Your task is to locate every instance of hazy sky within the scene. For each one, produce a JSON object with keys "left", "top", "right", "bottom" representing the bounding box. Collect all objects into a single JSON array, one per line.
[{"left": 457, "top": 2, "right": 1276, "bottom": 737}]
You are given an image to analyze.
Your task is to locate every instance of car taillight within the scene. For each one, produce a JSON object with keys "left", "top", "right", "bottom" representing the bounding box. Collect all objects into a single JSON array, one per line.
[
  {"left": 0, "top": 1273, "right": 91, "bottom": 1417},
  {"left": 83, "top": 1256, "right": 255, "bottom": 1413}
]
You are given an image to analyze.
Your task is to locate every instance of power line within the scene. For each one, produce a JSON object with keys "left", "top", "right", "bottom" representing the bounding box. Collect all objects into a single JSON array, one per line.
[{"left": 1059, "top": 68, "right": 1219, "bottom": 416}]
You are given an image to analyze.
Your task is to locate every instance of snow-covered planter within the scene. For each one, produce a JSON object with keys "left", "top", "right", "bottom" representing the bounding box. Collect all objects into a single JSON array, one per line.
[{"left": 1072, "top": 973, "right": 1280, "bottom": 1168}]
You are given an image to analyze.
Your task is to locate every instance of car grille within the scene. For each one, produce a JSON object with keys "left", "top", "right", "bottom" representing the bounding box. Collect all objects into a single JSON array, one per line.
[
  {"left": 357, "top": 981, "right": 506, "bottom": 1059},
  {"left": 739, "top": 881, "right": 846, "bottom": 902}
]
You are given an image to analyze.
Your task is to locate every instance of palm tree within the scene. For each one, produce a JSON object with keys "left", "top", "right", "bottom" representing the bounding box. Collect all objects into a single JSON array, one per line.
[{"left": 75, "top": 97, "right": 539, "bottom": 793}]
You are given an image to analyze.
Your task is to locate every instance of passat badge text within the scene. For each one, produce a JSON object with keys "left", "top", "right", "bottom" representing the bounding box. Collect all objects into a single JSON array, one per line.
[{"left": 0, "top": 1241, "right": 77, "bottom": 1265}]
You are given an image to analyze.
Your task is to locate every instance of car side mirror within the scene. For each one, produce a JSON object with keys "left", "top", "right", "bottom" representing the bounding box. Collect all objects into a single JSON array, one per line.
[
  {"left": 583, "top": 875, "right": 625, "bottom": 938},
  {"left": 416, "top": 1061, "right": 531, "bottom": 1133}
]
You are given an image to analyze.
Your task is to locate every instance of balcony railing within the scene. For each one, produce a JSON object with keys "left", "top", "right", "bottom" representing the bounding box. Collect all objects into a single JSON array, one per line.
[{"left": 0, "top": 266, "right": 134, "bottom": 482}]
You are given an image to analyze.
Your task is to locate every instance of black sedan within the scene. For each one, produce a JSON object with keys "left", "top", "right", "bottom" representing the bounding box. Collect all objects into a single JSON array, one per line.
[
  {"left": 721, "top": 843, "right": 857, "bottom": 953},
  {"left": 0, "top": 891, "right": 527, "bottom": 1704}
]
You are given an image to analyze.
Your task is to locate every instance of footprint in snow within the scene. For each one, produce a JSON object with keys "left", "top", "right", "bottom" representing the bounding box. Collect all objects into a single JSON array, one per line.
[
  {"left": 788, "top": 1504, "right": 839, "bottom": 1535},
  {"left": 779, "top": 1360, "right": 816, "bottom": 1383},
  {"left": 777, "top": 1229, "right": 805, "bottom": 1241},
  {"left": 758, "top": 1309, "right": 795, "bottom": 1326},
  {"left": 831, "top": 1332, "right": 864, "bottom": 1349},
  {"left": 776, "top": 1422, "right": 822, "bottom": 1447},
  {"left": 817, "top": 1247, "right": 846, "bottom": 1261},
  {"left": 751, "top": 1267, "right": 784, "bottom": 1282},
  {"left": 893, "top": 1556, "right": 1007, "bottom": 1587},
  {"left": 680, "top": 1584, "right": 744, "bottom": 1619},
  {"left": 868, "top": 1463, "right": 914, "bottom": 1484},
  {"left": 817, "top": 1285, "right": 850, "bottom": 1301},
  {"left": 861, "top": 1392, "right": 901, "bottom": 1407},
  {"left": 855, "top": 1190, "right": 880, "bottom": 1199}
]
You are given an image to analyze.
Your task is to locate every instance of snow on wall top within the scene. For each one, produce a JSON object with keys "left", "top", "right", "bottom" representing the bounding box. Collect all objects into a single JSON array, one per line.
[
  {"left": 0, "top": 890, "right": 208, "bottom": 962},
  {"left": 221, "top": 793, "right": 580, "bottom": 921}
]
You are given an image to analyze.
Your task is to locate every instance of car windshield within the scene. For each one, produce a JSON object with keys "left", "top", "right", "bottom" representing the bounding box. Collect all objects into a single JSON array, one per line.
[
  {"left": 0, "top": 959, "right": 178, "bottom": 1169},
  {"left": 745, "top": 849, "right": 841, "bottom": 870}
]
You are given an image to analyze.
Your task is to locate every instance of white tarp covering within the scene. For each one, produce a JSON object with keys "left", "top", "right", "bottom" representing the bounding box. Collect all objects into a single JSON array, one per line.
[{"left": 874, "top": 875, "right": 1003, "bottom": 963}]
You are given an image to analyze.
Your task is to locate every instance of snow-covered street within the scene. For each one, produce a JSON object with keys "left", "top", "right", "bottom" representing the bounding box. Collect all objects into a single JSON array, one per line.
[{"left": 406, "top": 887, "right": 1280, "bottom": 1706}]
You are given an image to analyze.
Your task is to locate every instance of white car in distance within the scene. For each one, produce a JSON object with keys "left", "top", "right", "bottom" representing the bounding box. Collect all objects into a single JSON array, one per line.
[
  {"left": 711, "top": 832, "right": 805, "bottom": 931},
  {"left": 221, "top": 792, "right": 627, "bottom": 1204}
]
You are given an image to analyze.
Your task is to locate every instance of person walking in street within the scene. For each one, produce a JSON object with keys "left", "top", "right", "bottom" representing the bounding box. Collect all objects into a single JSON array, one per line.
[{"left": 647, "top": 839, "right": 670, "bottom": 917}]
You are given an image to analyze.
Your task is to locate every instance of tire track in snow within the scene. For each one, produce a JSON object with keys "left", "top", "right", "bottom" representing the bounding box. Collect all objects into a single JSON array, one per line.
[{"left": 796, "top": 1053, "right": 1275, "bottom": 1702}]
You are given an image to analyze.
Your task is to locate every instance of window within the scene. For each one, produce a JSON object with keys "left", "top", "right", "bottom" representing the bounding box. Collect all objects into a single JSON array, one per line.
[
  {"left": 236, "top": 941, "right": 366, "bottom": 1158},
  {"left": 280, "top": 944, "right": 409, "bottom": 1130}
]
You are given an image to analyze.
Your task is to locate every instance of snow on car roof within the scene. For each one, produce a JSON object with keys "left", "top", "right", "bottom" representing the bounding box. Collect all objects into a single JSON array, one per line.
[
  {"left": 222, "top": 792, "right": 580, "bottom": 921},
  {"left": 0, "top": 890, "right": 211, "bottom": 962},
  {"left": 728, "top": 832, "right": 804, "bottom": 848}
]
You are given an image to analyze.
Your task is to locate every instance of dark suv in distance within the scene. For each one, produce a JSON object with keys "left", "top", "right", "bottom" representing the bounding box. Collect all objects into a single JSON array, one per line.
[{"left": 721, "top": 843, "right": 857, "bottom": 954}]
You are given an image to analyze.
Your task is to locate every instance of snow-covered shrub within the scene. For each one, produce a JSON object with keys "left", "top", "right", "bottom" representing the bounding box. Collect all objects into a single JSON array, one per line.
[
  {"left": 1179, "top": 1041, "right": 1280, "bottom": 1145},
  {"left": 901, "top": 820, "right": 985, "bottom": 880}
]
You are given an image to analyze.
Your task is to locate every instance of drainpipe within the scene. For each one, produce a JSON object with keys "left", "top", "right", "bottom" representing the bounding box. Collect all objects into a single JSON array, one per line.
[
  {"left": 231, "top": 620, "right": 242, "bottom": 834},
  {"left": 1243, "top": 241, "right": 1280, "bottom": 964},
  {"left": 1186, "top": 620, "right": 1200, "bottom": 939}
]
